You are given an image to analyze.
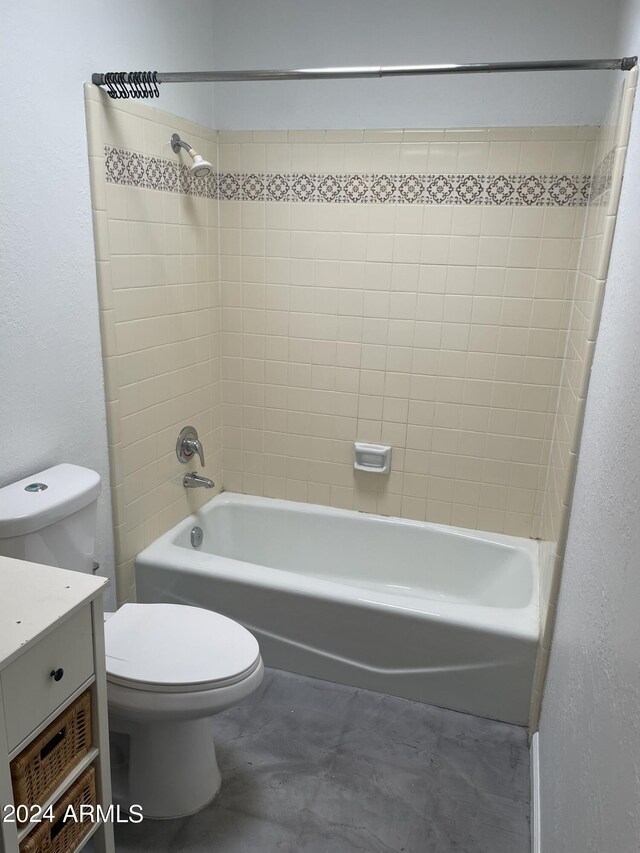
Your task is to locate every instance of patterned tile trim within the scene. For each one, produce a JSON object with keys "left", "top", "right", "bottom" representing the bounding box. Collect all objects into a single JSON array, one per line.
[
  {"left": 231, "top": 171, "right": 591, "bottom": 206},
  {"left": 105, "top": 146, "right": 217, "bottom": 198},
  {"left": 105, "top": 146, "right": 591, "bottom": 206}
]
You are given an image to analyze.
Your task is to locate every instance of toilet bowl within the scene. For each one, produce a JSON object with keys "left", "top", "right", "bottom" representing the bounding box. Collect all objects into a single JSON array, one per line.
[
  {"left": 0, "top": 465, "right": 264, "bottom": 820},
  {"left": 105, "top": 603, "right": 264, "bottom": 819}
]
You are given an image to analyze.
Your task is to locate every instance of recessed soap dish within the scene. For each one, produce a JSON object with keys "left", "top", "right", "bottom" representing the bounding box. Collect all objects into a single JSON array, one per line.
[{"left": 353, "top": 442, "right": 392, "bottom": 474}]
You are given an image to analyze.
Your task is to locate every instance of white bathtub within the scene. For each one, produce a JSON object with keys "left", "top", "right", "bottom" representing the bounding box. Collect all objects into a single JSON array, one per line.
[{"left": 135, "top": 493, "right": 539, "bottom": 725}]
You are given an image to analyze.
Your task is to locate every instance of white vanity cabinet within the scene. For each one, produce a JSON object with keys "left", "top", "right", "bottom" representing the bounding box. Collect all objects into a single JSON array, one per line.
[{"left": 0, "top": 556, "right": 115, "bottom": 853}]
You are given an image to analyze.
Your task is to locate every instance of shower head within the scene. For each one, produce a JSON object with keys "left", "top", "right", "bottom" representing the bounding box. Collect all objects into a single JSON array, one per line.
[
  {"left": 189, "top": 154, "right": 213, "bottom": 177},
  {"left": 170, "top": 133, "right": 214, "bottom": 177}
]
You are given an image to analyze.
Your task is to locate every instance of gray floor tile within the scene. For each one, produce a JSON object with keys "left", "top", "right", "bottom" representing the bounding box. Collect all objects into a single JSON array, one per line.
[{"left": 115, "top": 667, "right": 530, "bottom": 853}]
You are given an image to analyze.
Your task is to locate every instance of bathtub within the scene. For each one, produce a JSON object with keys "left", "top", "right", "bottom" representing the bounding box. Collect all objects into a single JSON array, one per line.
[{"left": 135, "top": 493, "right": 539, "bottom": 725}]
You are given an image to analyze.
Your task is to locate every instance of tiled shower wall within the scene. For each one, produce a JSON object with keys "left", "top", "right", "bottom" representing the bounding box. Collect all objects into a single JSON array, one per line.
[
  {"left": 217, "top": 128, "right": 595, "bottom": 539},
  {"left": 530, "top": 68, "right": 638, "bottom": 728},
  {"left": 86, "top": 83, "right": 632, "bottom": 633},
  {"left": 85, "top": 85, "right": 222, "bottom": 605}
]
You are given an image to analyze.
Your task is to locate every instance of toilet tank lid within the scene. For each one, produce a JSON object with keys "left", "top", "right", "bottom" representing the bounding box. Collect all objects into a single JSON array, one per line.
[{"left": 0, "top": 464, "right": 101, "bottom": 538}]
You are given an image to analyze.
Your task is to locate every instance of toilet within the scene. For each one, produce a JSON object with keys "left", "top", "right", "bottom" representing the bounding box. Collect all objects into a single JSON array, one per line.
[{"left": 0, "top": 464, "right": 264, "bottom": 819}]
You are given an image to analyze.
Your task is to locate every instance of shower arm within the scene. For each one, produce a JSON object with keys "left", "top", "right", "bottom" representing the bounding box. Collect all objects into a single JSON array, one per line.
[
  {"left": 92, "top": 57, "right": 638, "bottom": 98},
  {"left": 170, "top": 133, "right": 195, "bottom": 156},
  {"left": 172, "top": 137, "right": 193, "bottom": 154}
]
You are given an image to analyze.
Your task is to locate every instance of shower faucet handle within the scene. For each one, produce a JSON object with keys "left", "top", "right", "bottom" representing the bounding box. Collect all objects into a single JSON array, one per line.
[{"left": 176, "top": 425, "right": 205, "bottom": 467}]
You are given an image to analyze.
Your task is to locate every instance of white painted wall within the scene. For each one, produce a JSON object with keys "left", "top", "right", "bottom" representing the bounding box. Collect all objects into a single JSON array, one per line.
[
  {"left": 210, "top": 0, "right": 622, "bottom": 129},
  {"left": 0, "top": 2, "right": 214, "bottom": 605},
  {"left": 538, "top": 2, "right": 640, "bottom": 850}
]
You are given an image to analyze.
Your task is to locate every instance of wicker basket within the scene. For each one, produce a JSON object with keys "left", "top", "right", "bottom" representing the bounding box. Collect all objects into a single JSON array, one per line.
[
  {"left": 11, "top": 691, "right": 92, "bottom": 817},
  {"left": 19, "top": 766, "right": 96, "bottom": 853}
]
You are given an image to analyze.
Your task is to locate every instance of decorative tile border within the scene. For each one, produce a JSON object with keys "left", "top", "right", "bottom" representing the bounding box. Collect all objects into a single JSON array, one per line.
[
  {"left": 223, "top": 171, "right": 591, "bottom": 206},
  {"left": 105, "top": 146, "right": 591, "bottom": 206},
  {"left": 105, "top": 146, "right": 217, "bottom": 198}
]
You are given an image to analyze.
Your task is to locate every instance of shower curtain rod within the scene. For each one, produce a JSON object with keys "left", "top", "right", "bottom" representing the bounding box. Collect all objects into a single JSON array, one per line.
[{"left": 92, "top": 57, "right": 638, "bottom": 99}]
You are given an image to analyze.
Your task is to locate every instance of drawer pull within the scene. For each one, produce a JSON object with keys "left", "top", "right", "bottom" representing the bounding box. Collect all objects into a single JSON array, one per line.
[
  {"left": 40, "top": 728, "right": 66, "bottom": 760},
  {"left": 50, "top": 813, "right": 66, "bottom": 841},
  {"left": 50, "top": 668, "right": 64, "bottom": 682}
]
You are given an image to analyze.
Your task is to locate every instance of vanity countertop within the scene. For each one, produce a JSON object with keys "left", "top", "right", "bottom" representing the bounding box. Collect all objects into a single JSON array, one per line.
[{"left": 0, "top": 555, "right": 108, "bottom": 670}]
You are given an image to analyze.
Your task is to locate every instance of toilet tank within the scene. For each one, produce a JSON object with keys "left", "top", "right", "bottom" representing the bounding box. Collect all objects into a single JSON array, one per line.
[{"left": 0, "top": 464, "right": 101, "bottom": 573}]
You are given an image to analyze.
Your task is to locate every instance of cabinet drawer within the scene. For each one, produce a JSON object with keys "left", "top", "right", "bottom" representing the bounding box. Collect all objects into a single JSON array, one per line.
[{"left": 1, "top": 607, "right": 94, "bottom": 751}]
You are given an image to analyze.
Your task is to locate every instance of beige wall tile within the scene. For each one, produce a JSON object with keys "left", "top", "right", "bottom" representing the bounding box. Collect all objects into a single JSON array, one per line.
[
  {"left": 89, "top": 108, "right": 622, "bottom": 614},
  {"left": 87, "top": 95, "right": 221, "bottom": 604}
]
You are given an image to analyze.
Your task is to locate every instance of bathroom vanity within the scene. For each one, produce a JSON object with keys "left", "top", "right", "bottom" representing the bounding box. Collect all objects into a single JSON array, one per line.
[{"left": 0, "top": 555, "right": 114, "bottom": 853}]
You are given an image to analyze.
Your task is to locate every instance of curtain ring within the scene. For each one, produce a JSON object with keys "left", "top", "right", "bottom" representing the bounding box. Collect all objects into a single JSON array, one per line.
[
  {"left": 113, "top": 72, "right": 122, "bottom": 98},
  {"left": 106, "top": 72, "right": 118, "bottom": 99},
  {"left": 116, "top": 72, "right": 129, "bottom": 99},
  {"left": 102, "top": 70, "right": 159, "bottom": 99}
]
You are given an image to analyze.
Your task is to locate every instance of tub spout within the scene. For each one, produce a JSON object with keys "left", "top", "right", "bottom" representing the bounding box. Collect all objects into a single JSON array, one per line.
[{"left": 183, "top": 472, "right": 215, "bottom": 489}]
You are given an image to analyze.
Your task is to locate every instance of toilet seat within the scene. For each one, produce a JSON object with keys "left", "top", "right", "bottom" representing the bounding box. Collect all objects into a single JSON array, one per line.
[{"left": 105, "top": 603, "right": 261, "bottom": 693}]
